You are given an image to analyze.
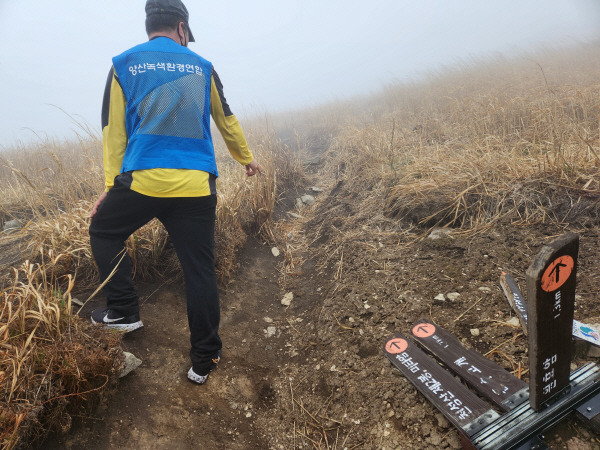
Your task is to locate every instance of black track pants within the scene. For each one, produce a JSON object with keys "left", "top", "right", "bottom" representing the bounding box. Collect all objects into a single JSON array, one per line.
[{"left": 89, "top": 179, "right": 222, "bottom": 373}]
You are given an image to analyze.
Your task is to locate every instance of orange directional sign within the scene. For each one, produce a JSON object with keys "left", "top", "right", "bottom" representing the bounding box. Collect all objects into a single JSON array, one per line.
[
  {"left": 541, "top": 255, "right": 574, "bottom": 292},
  {"left": 385, "top": 338, "right": 408, "bottom": 354},
  {"left": 412, "top": 322, "right": 436, "bottom": 338}
]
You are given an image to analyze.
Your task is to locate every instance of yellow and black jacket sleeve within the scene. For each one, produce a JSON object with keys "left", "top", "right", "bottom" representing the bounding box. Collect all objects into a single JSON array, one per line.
[
  {"left": 101, "top": 67, "right": 127, "bottom": 192},
  {"left": 210, "top": 69, "right": 254, "bottom": 165}
]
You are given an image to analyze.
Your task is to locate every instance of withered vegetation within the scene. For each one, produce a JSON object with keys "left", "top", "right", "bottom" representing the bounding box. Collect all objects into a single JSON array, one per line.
[
  {"left": 0, "top": 123, "right": 303, "bottom": 448},
  {"left": 0, "top": 260, "right": 122, "bottom": 449},
  {"left": 324, "top": 43, "right": 600, "bottom": 236},
  {"left": 272, "top": 42, "right": 600, "bottom": 448},
  {"left": 1, "top": 39, "right": 599, "bottom": 448}
]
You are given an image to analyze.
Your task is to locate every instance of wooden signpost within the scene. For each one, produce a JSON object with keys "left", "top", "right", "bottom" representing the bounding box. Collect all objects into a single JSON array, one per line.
[
  {"left": 500, "top": 272, "right": 600, "bottom": 347},
  {"left": 410, "top": 320, "right": 528, "bottom": 411},
  {"left": 526, "top": 232, "right": 578, "bottom": 410},
  {"left": 383, "top": 333, "right": 500, "bottom": 436},
  {"left": 383, "top": 233, "right": 600, "bottom": 449}
]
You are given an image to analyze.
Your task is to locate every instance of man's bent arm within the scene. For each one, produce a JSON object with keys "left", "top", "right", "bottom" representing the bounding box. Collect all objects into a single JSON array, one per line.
[
  {"left": 101, "top": 67, "right": 128, "bottom": 191},
  {"left": 210, "top": 69, "right": 254, "bottom": 165}
]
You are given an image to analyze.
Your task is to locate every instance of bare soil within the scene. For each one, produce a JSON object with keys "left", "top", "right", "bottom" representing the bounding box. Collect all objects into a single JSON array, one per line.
[
  {"left": 43, "top": 237, "right": 283, "bottom": 449},
  {"left": 39, "top": 175, "right": 600, "bottom": 449}
]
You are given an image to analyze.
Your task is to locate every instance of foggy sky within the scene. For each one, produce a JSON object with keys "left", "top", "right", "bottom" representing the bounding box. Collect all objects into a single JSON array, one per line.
[{"left": 1, "top": 0, "right": 599, "bottom": 146}]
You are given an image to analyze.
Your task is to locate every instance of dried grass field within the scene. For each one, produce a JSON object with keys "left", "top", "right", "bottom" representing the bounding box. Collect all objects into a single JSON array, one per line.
[
  {"left": 0, "top": 126, "right": 302, "bottom": 448},
  {"left": 1, "top": 41, "right": 600, "bottom": 449}
]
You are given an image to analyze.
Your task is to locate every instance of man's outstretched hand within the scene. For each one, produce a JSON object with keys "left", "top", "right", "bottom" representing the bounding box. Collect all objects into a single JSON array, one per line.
[
  {"left": 90, "top": 191, "right": 107, "bottom": 218},
  {"left": 245, "top": 160, "right": 262, "bottom": 177}
]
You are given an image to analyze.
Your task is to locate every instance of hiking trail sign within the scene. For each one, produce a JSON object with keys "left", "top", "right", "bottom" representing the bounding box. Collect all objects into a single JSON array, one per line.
[
  {"left": 526, "top": 232, "right": 578, "bottom": 411},
  {"left": 383, "top": 233, "right": 600, "bottom": 449},
  {"left": 500, "top": 272, "right": 600, "bottom": 346},
  {"left": 410, "top": 319, "right": 528, "bottom": 412}
]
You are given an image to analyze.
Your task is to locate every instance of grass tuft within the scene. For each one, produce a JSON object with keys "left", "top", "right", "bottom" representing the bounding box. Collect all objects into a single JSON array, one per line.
[{"left": 0, "top": 261, "right": 122, "bottom": 449}]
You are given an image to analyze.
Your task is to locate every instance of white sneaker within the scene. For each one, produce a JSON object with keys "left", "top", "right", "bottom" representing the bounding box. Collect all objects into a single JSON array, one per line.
[
  {"left": 187, "top": 367, "right": 209, "bottom": 385},
  {"left": 91, "top": 308, "right": 143, "bottom": 333}
]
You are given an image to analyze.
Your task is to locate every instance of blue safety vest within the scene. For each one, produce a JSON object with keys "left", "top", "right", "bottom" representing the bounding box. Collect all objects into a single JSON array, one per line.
[{"left": 112, "top": 37, "right": 217, "bottom": 176}]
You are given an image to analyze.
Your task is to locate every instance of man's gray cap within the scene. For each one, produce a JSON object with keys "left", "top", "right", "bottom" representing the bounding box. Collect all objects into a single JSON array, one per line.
[{"left": 146, "top": 0, "right": 195, "bottom": 42}]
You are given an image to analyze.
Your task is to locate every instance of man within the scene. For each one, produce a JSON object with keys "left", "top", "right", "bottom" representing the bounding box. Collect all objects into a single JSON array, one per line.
[{"left": 89, "top": 0, "right": 260, "bottom": 385}]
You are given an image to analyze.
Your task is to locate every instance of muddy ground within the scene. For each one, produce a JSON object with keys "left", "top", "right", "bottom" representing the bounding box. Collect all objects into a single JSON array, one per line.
[{"left": 37, "top": 169, "right": 600, "bottom": 449}]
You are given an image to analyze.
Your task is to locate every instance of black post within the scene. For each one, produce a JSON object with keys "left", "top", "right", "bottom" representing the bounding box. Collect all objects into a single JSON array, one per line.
[{"left": 526, "top": 232, "right": 579, "bottom": 411}]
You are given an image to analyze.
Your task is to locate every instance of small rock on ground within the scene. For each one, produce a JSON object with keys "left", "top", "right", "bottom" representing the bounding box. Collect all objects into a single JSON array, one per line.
[
  {"left": 120, "top": 352, "right": 142, "bottom": 378},
  {"left": 281, "top": 292, "right": 293, "bottom": 306},
  {"left": 3, "top": 220, "right": 21, "bottom": 232},
  {"left": 428, "top": 228, "right": 451, "bottom": 240},
  {"left": 265, "top": 327, "right": 277, "bottom": 338},
  {"left": 506, "top": 317, "right": 521, "bottom": 327},
  {"left": 301, "top": 195, "right": 315, "bottom": 206}
]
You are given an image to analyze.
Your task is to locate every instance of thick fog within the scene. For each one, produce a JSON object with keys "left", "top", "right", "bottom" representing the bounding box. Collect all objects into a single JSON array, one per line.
[{"left": 0, "top": 0, "right": 599, "bottom": 146}]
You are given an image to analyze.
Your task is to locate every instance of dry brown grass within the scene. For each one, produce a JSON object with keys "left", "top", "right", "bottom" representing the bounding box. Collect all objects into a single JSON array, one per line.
[
  {"left": 3, "top": 39, "right": 598, "bottom": 448},
  {"left": 0, "top": 138, "right": 103, "bottom": 227},
  {"left": 0, "top": 122, "right": 303, "bottom": 447},
  {"left": 322, "top": 42, "right": 600, "bottom": 235},
  {"left": 0, "top": 122, "right": 303, "bottom": 280},
  {"left": 0, "top": 260, "right": 122, "bottom": 449}
]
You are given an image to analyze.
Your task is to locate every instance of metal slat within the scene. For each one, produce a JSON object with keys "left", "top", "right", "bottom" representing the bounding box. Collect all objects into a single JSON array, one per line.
[
  {"left": 472, "top": 364, "right": 600, "bottom": 449},
  {"left": 473, "top": 364, "right": 597, "bottom": 443}
]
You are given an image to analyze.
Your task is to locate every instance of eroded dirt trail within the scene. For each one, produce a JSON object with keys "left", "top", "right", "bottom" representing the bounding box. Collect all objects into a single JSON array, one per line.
[
  {"left": 41, "top": 170, "right": 600, "bottom": 449},
  {"left": 46, "top": 237, "right": 292, "bottom": 449}
]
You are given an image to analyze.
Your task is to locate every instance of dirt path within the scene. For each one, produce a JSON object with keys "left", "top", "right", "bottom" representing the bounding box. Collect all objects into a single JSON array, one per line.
[
  {"left": 40, "top": 174, "right": 600, "bottom": 449},
  {"left": 44, "top": 236, "right": 295, "bottom": 449}
]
